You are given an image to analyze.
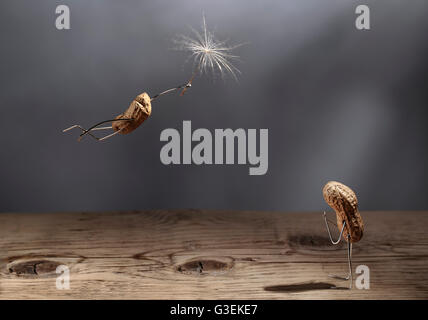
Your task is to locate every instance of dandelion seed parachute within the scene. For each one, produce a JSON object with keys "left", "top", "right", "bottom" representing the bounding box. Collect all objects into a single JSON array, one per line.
[{"left": 174, "top": 15, "right": 243, "bottom": 82}]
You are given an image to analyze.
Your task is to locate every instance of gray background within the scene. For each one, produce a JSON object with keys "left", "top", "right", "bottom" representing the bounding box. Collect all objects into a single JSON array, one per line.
[{"left": 1, "top": 0, "right": 427, "bottom": 213}]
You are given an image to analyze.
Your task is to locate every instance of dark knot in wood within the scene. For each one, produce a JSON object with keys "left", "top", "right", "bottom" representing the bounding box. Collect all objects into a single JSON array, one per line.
[
  {"left": 176, "top": 257, "right": 234, "bottom": 275},
  {"left": 8, "top": 260, "right": 61, "bottom": 277}
]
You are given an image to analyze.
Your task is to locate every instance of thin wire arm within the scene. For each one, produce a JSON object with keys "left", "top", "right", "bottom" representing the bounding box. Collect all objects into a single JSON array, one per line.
[
  {"left": 348, "top": 236, "right": 353, "bottom": 288},
  {"left": 151, "top": 82, "right": 192, "bottom": 101},
  {"left": 323, "top": 211, "right": 346, "bottom": 245}
]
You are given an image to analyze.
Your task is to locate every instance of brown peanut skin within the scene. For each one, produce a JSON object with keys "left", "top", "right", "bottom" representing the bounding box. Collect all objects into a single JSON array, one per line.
[
  {"left": 112, "top": 92, "right": 152, "bottom": 134},
  {"left": 323, "top": 181, "right": 364, "bottom": 243}
]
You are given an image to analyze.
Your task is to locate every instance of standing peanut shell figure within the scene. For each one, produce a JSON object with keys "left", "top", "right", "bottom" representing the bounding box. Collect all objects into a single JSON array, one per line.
[{"left": 322, "top": 181, "right": 364, "bottom": 289}]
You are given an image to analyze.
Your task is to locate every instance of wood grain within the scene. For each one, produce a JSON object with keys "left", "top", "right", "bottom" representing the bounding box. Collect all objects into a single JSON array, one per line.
[{"left": 0, "top": 210, "right": 427, "bottom": 299}]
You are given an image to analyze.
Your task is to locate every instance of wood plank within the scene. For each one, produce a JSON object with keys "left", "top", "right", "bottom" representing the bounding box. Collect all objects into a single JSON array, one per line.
[{"left": 0, "top": 210, "right": 427, "bottom": 299}]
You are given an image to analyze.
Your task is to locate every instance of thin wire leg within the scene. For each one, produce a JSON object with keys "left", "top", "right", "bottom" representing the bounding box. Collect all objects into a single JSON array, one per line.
[
  {"left": 63, "top": 125, "right": 102, "bottom": 141},
  {"left": 75, "top": 127, "right": 123, "bottom": 142},
  {"left": 63, "top": 122, "right": 127, "bottom": 142},
  {"left": 78, "top": 118, "right": 133, "bottom": 140},
  {"left": 323, "top": 212, "right": 353, "bottom": 287},
  {"left": 96, "top": 128, "right": 123, "bottom": 142},
  {"left": 348, "top": 237, "right": 353, "bottom": 289},
  {"left": 329, "top": 241, "right": 352, "bottom": 281},
  {"left": 323, "top": 211, "right": 346, "bottom": 245},
  {"left": 91, "top": 126, "right": 113, "bottom": 131}
]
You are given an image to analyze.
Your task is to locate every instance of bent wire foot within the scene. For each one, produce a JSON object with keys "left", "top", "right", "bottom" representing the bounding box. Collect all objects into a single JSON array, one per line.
[{"left": 323, "top": 212, "right": 353, "bottom": 289}]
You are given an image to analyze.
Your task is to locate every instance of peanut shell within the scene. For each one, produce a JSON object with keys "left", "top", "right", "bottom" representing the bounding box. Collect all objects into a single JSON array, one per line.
[
  {"left": 323, "top": 181, "right": 363, "bottom": 243},
  {"left": 112, "top": 92, "right": 152, "bottom": 134}
]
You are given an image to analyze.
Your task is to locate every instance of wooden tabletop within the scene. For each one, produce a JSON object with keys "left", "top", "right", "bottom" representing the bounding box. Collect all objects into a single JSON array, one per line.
[{"left": 0, "top": 210, "right": 427, "bottom": 299}]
